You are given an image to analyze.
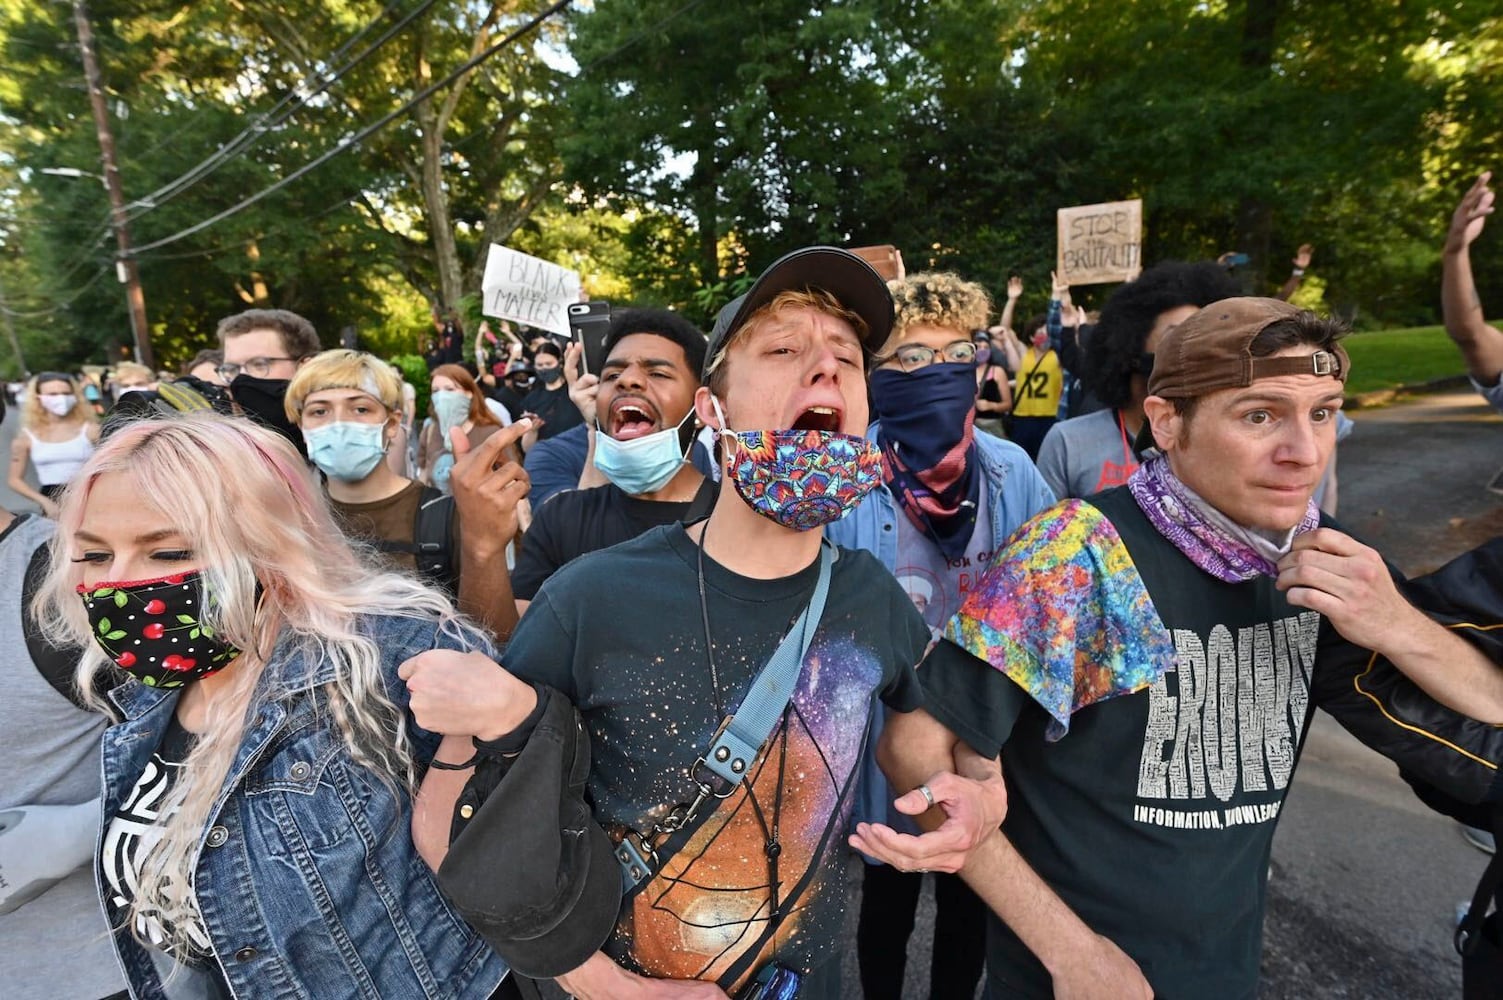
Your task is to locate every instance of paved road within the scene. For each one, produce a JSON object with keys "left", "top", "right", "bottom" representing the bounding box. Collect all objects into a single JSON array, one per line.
[
  {"left": 2, "top": 401, "right": 42, "bottom": 514},
  {"left": 839, "top": 390, "right": 1501, "bottom": 999}
]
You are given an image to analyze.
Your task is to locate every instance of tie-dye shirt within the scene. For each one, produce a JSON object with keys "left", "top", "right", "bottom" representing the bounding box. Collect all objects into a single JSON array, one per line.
[{"left": 505, "top": 524, "right": 929, "bottom": 991}]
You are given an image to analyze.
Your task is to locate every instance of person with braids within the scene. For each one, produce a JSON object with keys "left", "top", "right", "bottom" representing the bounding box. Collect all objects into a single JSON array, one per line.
[
  {"left": 1034, "top": 261, "right": 1240, "bottom": 499},
  {"left": 34, "top": 415, "right": 512, "bottom": 999}
]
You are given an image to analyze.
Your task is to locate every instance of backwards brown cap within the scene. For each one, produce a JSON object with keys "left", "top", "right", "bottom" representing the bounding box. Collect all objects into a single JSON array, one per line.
[{"left": 1147, "top": 297, "right": 1348, "bottom": 400}]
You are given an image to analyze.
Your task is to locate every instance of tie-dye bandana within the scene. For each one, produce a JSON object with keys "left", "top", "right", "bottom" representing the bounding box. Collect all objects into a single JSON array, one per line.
[
  {"left": 724, "top": 428, "right": 884, "bottom": 531},
  {"left": 943, "top": 500, "right": 1174, "bottom": 740},
  {"left": 1127, "top": 455, "right": 1318, "bottom": 582}
]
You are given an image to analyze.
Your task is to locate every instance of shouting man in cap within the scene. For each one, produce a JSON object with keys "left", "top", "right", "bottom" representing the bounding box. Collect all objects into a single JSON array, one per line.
[
  {"left": 858, "top": 298, "right": 1503, "bottom": 998},
  {"left": 404, "top": 248, "right": 1000, "bottom": 998}
]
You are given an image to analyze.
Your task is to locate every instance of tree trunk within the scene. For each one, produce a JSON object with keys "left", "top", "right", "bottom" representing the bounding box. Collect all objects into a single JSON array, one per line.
[
  {"left": 418, "top": 107, "right": 465, "bottom": 311},
  {"left": 1235, "top": 0, "right": 1281, "bottom": 293},
  {"left": 691, "top": 146, "right": 719, "bottom": 287}
]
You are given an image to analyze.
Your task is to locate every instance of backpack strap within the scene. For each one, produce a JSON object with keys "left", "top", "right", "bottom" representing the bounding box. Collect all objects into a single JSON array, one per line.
[{"left": 399, "top": 486, "right": 459, "bottom": 595}]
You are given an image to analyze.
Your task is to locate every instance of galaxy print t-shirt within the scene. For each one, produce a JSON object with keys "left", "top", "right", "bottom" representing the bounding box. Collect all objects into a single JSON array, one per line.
[{"left": 505, "top": 524, "right": 928, "bottom": 989}]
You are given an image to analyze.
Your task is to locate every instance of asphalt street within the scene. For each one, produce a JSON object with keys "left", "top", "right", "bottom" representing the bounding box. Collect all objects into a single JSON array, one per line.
[{"left": 4, "top": 391, "right": 1498, "bottom": 998}]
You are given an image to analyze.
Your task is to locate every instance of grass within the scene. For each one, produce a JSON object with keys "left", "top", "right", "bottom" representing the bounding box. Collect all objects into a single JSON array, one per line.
[{"left": 1340, "top": 324, "right": 1472, "bottom": 397}]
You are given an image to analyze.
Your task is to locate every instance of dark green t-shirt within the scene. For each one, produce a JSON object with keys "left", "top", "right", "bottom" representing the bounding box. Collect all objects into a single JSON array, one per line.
[
  {"left": 504, "top": 523, "right": 928, "bottom": 988},
  {"left": 921, "top": 486, "right": 1334, "bottom": 1000}
]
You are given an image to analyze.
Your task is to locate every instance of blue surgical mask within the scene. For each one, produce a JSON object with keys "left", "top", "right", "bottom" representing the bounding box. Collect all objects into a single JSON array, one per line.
[
  {"left": 432, "top": 390, "right": 471, "bottom": 445},
  {"left": 304, "top": 421, "right": 387, "bottom": 482},
  {"left": 592, "top": 410, "right": 694, "bottom": 495}
]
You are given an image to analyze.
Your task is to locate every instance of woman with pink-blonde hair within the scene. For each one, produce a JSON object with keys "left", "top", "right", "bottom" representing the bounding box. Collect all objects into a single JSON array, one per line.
[{"left": 33, "top": 414, "right": 512, "bottom": 999}]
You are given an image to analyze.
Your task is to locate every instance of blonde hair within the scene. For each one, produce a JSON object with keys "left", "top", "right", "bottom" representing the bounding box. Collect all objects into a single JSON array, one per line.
[
  {"left": 706, "top": 288, "right": 870, "bottom": 396},
  {"left": 34, "top": 414, "right": 479, "bottom": 958},
  {"left": 114, "top": 362, "right": 156, "bottom": 384},
  {"left": 22, "top": 373, "right": 95, "bottom": 430},
  {"left": 886, "top": 272, "right": 993, "bottom": 354},
  {"left": 284, "top": 349, "right": 404, "bottom": 421}
]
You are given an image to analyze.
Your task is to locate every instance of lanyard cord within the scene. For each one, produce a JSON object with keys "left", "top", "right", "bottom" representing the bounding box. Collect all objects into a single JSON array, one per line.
[
  {"left": 695, "top": 519, "right": 726, "bottom": 718},
  {"left": 696, "top": 518, "right": 795, "bottom": 943},
  {"left": 744, "top": 707, "right": 792, "bottom": 942}
]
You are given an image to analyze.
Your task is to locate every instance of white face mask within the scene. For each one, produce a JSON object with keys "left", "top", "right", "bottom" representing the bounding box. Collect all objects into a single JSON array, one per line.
[{"left": 40, "top": 394, "right": 77, "bottom": 417}]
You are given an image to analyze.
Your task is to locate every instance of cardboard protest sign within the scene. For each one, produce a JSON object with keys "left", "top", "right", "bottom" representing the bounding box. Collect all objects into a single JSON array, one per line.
[
  {"left": 481, "top": 244, "right": 582, "bottom": 338},
  {"left": 850, "top": 244, "right": 905, "bottom": 282},
  {"left": 1056, "top": 200, "right": 1142, "bottom": 285}
]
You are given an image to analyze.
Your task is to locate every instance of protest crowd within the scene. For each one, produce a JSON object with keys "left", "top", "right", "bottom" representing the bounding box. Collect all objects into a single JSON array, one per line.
[{"left": 7, "top": 164, "right": 1503, "bottom": 1000}]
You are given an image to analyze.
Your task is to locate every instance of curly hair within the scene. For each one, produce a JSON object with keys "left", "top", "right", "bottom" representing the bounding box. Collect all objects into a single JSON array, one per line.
[
  {"left": 1082, "top": 261, "right": 1241, "bottom": 409},
  {"left": 886, "top": 272, "right": 993, "bottom": 351}
]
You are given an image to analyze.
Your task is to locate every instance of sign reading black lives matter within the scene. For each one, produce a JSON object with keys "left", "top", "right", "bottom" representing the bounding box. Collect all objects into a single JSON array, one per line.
[
  {"left": 481, "top": 244, "right": 582, "bottom": 338},
  {"left": 1056, "top": 199, "right": 1143, "bottom": 285}
]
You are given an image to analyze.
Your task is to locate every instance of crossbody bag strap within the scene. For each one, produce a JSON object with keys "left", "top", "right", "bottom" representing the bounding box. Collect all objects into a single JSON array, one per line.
[
  {"left": 701, "top": 542, "right": 835, "bottom": 786},
  {"left": 616, "top": 542, "right": 837, "bottom": 893}
]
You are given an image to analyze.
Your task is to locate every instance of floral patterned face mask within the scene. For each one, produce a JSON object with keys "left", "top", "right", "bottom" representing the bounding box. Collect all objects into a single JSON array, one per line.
[
  {"left": 77, "top": 571, "right": 242, "bottom": 688},
  {"left": 710, "top": 396, "right": 883, "bottom": 531}
]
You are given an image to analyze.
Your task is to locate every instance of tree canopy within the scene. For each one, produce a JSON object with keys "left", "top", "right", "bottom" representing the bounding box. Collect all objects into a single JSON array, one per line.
[{"left": 1, "top": 0, "right": 1498, "bottom": 375}]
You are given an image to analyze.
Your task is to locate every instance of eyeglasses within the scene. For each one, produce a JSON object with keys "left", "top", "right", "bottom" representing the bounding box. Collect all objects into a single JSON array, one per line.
[
  {"left": 217, "top": 356, "right": 295, "bottom": 380},
  {"left": 887, "top": 340, "right": 978, "bottom": 372}
]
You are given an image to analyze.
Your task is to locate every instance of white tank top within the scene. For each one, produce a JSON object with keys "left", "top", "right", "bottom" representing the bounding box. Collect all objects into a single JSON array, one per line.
[{"left": 25, "top": 427, "right": 94, "bottom": 486}]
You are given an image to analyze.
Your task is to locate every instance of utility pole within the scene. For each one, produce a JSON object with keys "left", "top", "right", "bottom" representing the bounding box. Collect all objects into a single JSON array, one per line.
[{"left": 71, "top": 0, "right": 153, "bottom": 370}]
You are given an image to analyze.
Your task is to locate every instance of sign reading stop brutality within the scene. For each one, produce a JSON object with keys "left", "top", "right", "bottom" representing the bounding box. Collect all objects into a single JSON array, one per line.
[
  {"left": 1057, "top": 200, "right": 1143, "bottom": 285},
  {"left": 481, "top": 244, "right": 581, "bottom": 338}
]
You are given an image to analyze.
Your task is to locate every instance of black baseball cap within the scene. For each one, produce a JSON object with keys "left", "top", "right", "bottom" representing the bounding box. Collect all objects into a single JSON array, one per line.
[{"left": 703, "top": 246, "right": 895, "bottom": 379}]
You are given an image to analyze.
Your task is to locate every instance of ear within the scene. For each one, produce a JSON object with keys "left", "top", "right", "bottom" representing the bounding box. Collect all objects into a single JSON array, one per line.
[
  {"left": 693, "top": 386, "right": 725, "bottom": 431},
  {"left": 1141, "top": 395, "right": 1183, "bottom": 453}
]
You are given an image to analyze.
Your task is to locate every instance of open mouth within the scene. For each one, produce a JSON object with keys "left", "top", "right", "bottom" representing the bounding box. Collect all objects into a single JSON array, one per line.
[
  {"left": 609, "top": 399, "right": 660, "bottom": 440},
  {"left": 790, "top": 405, "right": 842, "bottom": 433}
]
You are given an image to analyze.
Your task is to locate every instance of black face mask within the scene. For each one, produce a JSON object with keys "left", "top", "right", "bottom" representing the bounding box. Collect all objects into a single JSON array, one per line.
[{"left": 230, "top": 374, "right": 306, "bottom": 457}]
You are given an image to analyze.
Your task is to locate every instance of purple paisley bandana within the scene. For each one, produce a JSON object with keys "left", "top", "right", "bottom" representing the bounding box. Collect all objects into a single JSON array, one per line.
[{"left": 1127, "top": 455, "right": 1318, "bottom": 582}]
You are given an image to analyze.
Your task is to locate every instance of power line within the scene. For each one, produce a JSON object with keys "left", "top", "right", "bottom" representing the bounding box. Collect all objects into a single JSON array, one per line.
[
  {"left": 130, "top": 0, "right": 573, "bottom": 256},
  {"left": 123, "top": 0, "right": 437, "bottom": 221},
  {"left": 0, "top": 263, "right": 111, "bottom": 318}
]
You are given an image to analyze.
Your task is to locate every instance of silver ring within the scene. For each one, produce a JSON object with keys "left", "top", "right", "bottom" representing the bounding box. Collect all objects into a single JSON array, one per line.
[{"left": 917, "top": 783, "right": 936, "bottom": 808}]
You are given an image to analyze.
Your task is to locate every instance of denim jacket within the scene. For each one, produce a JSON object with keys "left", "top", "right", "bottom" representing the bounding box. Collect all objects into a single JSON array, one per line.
[
  {"left": 827, "top": 426, "right": 1056, "bottom": 842},
  {"left": 97, "top": 613, "right": 507, "bottom": 1000}
]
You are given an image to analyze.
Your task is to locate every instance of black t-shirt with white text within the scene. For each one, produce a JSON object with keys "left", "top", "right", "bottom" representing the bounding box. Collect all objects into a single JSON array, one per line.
[{"left": 921, "top": 486, "right": 1337, "bottom": 1000}]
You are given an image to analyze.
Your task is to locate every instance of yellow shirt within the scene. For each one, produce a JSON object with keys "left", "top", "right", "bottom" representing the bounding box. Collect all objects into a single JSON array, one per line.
[{"left": 1013, "top": 347, "right": 1063, "bottom": 418}]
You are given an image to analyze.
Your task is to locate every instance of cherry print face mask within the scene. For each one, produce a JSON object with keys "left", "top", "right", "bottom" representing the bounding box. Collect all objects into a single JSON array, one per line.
[{"left": 77, "top": 571, "right": 242, "bottom": 688}]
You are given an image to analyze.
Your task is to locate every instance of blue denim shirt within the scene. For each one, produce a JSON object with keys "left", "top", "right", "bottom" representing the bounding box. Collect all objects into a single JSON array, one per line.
[
  {"left": 97, "top": 613, "right": 507, "bottom": 1000},
  {"left": 827, "top": 426, "right": 1056, "bottom": 845}
]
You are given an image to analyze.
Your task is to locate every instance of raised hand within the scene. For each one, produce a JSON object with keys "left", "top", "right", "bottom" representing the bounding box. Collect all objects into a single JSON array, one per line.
[
  {"left": 564, "top": 341, "right": 600, "bottom": 428},
  {"left": 1007, "top": 275, "right": 1023, "bottom": 300},
  {"left": 1447, "top": 172, "right": 1495, "bottom": 256},
  {"left": 1293, "top": 243, "right": 1315, "bottom": 269},
  {"left": 449, "top": 420, "right": 532, "bottom": 557},
  {"left": 1050, "top": 270, "right": 1072, "bottom": 309}
]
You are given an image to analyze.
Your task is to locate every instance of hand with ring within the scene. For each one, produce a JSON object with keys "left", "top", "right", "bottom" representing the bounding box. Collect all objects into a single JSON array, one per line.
[{"left": 848, "top": 744, "right": 1007, "bottom": 874}]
